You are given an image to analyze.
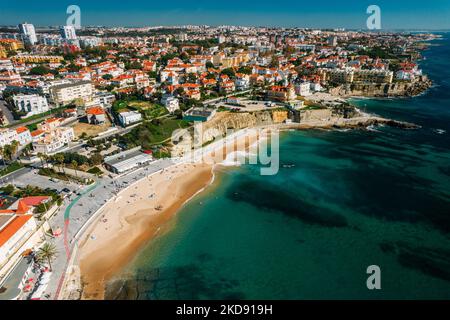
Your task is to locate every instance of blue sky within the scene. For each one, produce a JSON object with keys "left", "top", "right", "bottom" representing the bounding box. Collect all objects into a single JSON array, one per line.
[{"left": 0, "top": 0, "right": 449, "bottom": 29}]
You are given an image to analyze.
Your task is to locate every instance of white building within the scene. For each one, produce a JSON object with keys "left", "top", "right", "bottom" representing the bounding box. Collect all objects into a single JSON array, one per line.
[
  {"left": 161, "top": 95, "right": 180, "bottom": 113},
  {"left": 60, "top": 25, "right": 77, "bottom": 40},
  {"left": 18, "top": 23, "right": 38, "bottom": 45},
  {"left": 13, "top": 94, "right": 49, "bottom": 118},
  {"left": 235, "top": 76, "right": 250, "bottom": 90},
  {"left": 0, "top": 201, "right": 45, "bottom": 295},
  {"left": 14, "top": 127, "right": 32, "bottom": 146},
  {"left": 295, "top": 82, "right": 311, "bottom": 96},
  {"left": 31, "top": 118, "right": 75, "bottom": 154},
  {"left": 0, "top": 59, "right": 14, "bottom": 71},
  {"left": 0, "top": 129, "right": 18, "bottom": 147},
  {"left": 49, "top": 80, "right": 93, "bottom": 106},
  {"left": 104, "top": 148, "right": 153, "bottom": 174},
  {"left": 0, "top": 127, "right": 31, "bottom": 148},
  {"left": 118, "top": 111, "right": 142, "bottom": 127}
]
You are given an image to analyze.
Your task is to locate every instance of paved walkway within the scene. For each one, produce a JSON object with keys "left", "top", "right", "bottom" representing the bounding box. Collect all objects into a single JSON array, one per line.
[{"left": 38, "top": 158, "right": 174, "bottom": 299}]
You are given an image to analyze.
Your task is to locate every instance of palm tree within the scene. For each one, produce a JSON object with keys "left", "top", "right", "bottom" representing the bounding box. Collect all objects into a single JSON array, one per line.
[
  {"left": 2, "top": 144, "right": 13, "bottom": 163},
  {"left": 71, "top": 160, "right": 78, "bottom": 178},
  {"left": 42, "top": 154, "right": 49, "bottom": 168},
  {"left": 36, "top": 242, "right": 57, "bottom": 271},
  {"left": 37, "top": 152, "right": 44, "bottom": 168},
  {"left": 55, "top": 153, "right": 65, "bottom": 176},
  {"left": 0, "top": 146, "right": 5, "bottom": 167},
  {"left": 10, "top": 140, "right": 19, "bottom": 160}
]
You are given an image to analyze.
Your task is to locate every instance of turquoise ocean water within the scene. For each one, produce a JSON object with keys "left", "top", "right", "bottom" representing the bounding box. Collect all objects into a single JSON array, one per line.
[{"left": 107, "top": 34, "right": 450, "bottom": 299}]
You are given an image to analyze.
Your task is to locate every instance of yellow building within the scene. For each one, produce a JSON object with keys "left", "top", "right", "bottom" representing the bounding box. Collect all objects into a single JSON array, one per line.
[
  {"left": 0, "top": 39, "right": 24, "bottom": 51},
  {"left": 11, "top": 55, "right": 64, "bottom": 64},
  {"left": 0, "top": 47, "right": 7, "bottom": 59}
]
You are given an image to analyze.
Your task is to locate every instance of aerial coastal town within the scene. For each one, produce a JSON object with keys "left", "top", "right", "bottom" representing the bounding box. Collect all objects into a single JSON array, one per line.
[{"left": 0, "top": 23, "right": 438, "bottom": 299}]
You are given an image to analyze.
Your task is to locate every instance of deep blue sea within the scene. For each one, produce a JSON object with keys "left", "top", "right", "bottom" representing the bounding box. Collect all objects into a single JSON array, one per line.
[{"left": 107, "top": 34, "right": 450, "bottom": 299}]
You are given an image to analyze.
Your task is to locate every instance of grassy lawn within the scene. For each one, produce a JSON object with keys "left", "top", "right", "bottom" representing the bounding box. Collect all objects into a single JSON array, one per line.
[
  {"left": 120, "top": 118, "right": 190, "bottom": 148},
  {"left": 113, "top": 99, "right": 168, "bottom": 120},
  {"left": 113, "top": 100, "right": 129, "bottom": 111},
  {"left": 128, "top": 100, "right": 168, "bottom": 119},
  {"left": 0, "top": 161, "right": 24, "bottom": 177}
]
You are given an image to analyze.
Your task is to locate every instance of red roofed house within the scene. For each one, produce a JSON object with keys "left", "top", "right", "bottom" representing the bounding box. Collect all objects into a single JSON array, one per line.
[
  {"left": 0, "top": 199, "right": 46, "bottom": 290},
  {"left": 86, "top": 106, "right": 106, "bottom": 125},
  {"left": 14, "top": 127, "right": 32, "bottom": 146}
]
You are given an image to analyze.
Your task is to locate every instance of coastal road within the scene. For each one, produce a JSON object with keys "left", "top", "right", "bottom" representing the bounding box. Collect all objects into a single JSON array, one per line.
[{"left": 0, "top": 100, "right": 15, "bottom": 126}]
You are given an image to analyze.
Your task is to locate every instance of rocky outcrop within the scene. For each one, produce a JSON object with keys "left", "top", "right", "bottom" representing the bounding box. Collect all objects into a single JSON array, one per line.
[
  {"left": 201, "top": 110, "right": 287, "bottom": 142},
  {"left": 329, "top": 77, "right": 432, "bottom": 98}
]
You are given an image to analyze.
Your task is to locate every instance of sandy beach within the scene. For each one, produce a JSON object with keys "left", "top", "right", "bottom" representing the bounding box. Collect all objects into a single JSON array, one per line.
[{"left": 77, "top": 128, "right": 263, "bottom": 299}]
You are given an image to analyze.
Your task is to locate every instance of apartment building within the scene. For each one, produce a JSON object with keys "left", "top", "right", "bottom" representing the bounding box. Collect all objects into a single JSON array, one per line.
[
  {"left": 32, "top": 127, "right": 74, "bottom": 154},
  {"left": 31, "top": 118, "right": 75, "bottom": 154},
  {"left": 49, "top": 80, "right": 93, "bottom": 106},
  {"left": 323, "top": 68, "right": 393, "bottom": 84},
  {"left": 0, "top": 127, "right": 32, "bottom": 147},
  {"left": 12, "top": 94, "right": 49, "bottom": 117},
  {"left": 14, "top": 127, "right": 32, "bottom": 146},
  {"left": 0, "top": 129, "right": 18, "bottom": 147},
  {"left": 266, "top": 85, "right": 297, "bottom": 102},
  {"left": 161, "top": 95, "right": 180, "bottom": 113}
]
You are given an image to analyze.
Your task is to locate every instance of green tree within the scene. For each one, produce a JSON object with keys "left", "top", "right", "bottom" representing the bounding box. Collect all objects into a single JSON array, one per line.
[
  {"left": 55, "top": 153, "right": 65, "bottom": 176},
  {"left": 220, "top": 68, "right": 235, "bottom": 78},
  {"left": 36, "top": 242, "right": 58, "bottom": 271},
  {"left": 71, "top": 160, "right": 79, "bottom": 177},
  {"left": 0, "top": 146, "right": 5, "bottom": 166}
]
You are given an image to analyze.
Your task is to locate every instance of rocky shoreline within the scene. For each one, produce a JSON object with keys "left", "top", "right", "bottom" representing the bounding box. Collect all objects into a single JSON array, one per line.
[
  {"left": 281, "top": 115, "right": 420, "bottom": 131},
  {"left": 329, "top": 78, "right": 433, "bottom": 98}
]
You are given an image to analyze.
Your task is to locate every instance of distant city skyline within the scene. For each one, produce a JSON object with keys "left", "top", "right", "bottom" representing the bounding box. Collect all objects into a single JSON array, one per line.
[{"left": 0, "top": 0, "right": 449, "bottom": 30}]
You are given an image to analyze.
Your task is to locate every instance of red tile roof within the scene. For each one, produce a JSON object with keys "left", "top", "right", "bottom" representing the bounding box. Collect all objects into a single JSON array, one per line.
[
  {"left": 0, "top": 215, "right": 33, "bottom": 247},
  {"left": 86, "top": 106, "right": 105, "bottom": 115},
  {"left": 20, "top": 196, "right": 51, "bottom": 207}
]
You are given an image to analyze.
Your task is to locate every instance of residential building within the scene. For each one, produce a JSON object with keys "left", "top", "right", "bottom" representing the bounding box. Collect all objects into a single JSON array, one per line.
[
  {"left": 32, "top": 127, "right": 74, "bottom": 154},
  {"left": 0, "top": 129, "right": 18, "bottom": 147},
  {"left": 60, "top": 25, "right": 77, "bottom": 40},
  {"left": 14, "top": 127, "right": 32, "bottom": 146},
  {"left": 11, "top": 55, "right": 63, "bottom": 64},
  {"left": 0, "top": 200, "right": 45, "bottom": 291},
  {"left": 118, "top": 111, "right": 142, "bottom": 126},
  {"left": 49, "top": 80, "right": 93, "bottom": 106},
  {"left": 294, "top": 82, "right": 311, "bottom": 96},
  {"left": 12, "top": 94, "right": 49, "bottom": 117},
  {"left": 18, "top": 23, "right": 37, "bottom": 45},
  {"left": 86, "top": 106, "right": 106, "bottom": 124},
  {"left": 161, "top": 95, "right": 180, "bottom": 113},
  {"left": 266, "top": 85, "right": 297, "bottom": 102}
]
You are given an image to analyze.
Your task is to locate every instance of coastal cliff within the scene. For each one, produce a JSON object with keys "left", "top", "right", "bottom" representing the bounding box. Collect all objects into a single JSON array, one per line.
[
  {"left": 173, "top": 107, "right": 418, "bottom": 155},
  {"left": 329, "top": 77, "right": 432, "bottom": 98}
]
